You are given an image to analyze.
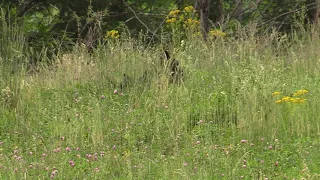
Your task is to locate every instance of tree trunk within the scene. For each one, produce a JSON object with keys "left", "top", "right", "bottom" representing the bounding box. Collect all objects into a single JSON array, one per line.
[
  {"left": 216, "top": 0, "right": 224, "bottom": 25},
  {"left": 307, "top": 0, "right": 320, "bottom": 24},
  {"left": 196, "top": 0, "right": 211, "bottom": 40},
  {"left": 234, "top": 0, "right": 243, "bottom": 22}
]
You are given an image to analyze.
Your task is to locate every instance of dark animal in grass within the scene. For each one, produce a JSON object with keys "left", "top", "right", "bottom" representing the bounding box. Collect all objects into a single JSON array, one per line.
[
  {"left": 119, "top": 50, "right": 184, "bottom": 92},
  {"left": 163, "top": 50, "right": 184, "bottom": 84},
  {"left": 119, "top": 73, "right": 132, "bottom": 91}
]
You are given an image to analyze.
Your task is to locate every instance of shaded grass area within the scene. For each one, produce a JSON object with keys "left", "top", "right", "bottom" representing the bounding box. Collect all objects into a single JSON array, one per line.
[{"left": 1, "top": 24, "right": 320, "bottom": 179}]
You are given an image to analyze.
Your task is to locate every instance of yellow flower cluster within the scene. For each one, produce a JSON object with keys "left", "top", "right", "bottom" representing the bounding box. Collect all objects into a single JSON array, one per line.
[
  {"left": 272, "top": 91, "right": 281, "bottom": 96},
  {"left": 184, "top": 6, "right": 194, "bottom": 13},
  {"left": 166, "top": 6, "right": 197, "bottom": 25},
  {"left": 293, "top": 89, "right": 308, "bottom": 96},
  {"left": 106, "top": 30, "right": 119, "bottom": 39},
  {"left": 166, "top": 9, "right": 180, "bottom": 24},
  {"left": 209, "top": 29, "right": 227, "bottom": 37},
  {"left": 275, "top": 97, "right": 306, "bottom": 104},
  {"left": 166, "top": 18, "right": 177, "bottom": 23},
  {"left": 168, "top": 9, "right": 180, "bottom": 17},
  {"left": 184, "top": 18, "right": 200, "bottom": 26},
  {"left": 273, "top": 89, "right": 308, "bottom": 104}
]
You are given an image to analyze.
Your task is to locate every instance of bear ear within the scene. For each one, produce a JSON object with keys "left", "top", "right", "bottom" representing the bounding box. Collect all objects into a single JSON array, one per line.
[{"left": 164, "top": 50, "right": 171, "bottom": 60}]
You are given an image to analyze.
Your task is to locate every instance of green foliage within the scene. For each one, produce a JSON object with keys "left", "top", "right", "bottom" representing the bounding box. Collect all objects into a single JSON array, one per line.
[{"left": 1, "top": 0, "right": 317, "bottom": 60}]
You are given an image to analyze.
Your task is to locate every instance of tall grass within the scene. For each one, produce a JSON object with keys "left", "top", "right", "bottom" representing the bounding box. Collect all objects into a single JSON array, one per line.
[
  {"left": 1, "top": 13, "right": 320, "bottom": 179},
  {"left": 0, "top": 8, "right": 28, "bottom": 112}
]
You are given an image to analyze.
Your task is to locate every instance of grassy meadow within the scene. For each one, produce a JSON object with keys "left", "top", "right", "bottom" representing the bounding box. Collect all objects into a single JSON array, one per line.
[{"left": 1, "top": 21, "right": 320, "bottom": 179}]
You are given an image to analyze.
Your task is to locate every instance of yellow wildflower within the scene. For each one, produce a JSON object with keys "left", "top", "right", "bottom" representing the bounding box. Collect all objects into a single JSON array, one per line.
[
  {"left": 106, "top": 30, "right": 119, "bottom": 39},
  {"left": 168, "top": 9, "right": 180, "bottom": 17},
  {"left": 293, "top": 89, "right": 308, "bottom": 96},
  {"left": 293, "top": 98, "right": 306, "bottom": 103},
  {"left": 184, "top": 18, "right": 200, "bottom": 26},
  {"left": 299, "top": 99, "right": 306, "bottom": 103},
  {"left": 166, "top": 18, "right": 177, "bottom": 23},
  {"left": 184, "top": 6, "right": 194, "bottom": 13},
  {"left": 290, "top": 98, "right": 299, "bottom": 103},
  {"left": 281, "top": 96, "right": 292, "bottom": 102},
  {"left": 275, "top": 95, "right": 306, "bottom": 104},
  {"left": 275, "top": 99, "right": 282, "bottom": 104},
  {"left": 272, "top": 91, "right": 281, "bottom": 96},
  {"left": 209, "top": 29, "right": 226, "bottom": 37}
]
